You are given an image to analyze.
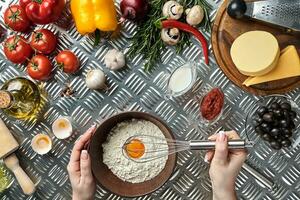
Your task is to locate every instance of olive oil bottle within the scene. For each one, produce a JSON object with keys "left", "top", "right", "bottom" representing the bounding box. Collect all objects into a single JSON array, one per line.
[{"left": 0, "top": 77, "right": 46, "bottom": 121}]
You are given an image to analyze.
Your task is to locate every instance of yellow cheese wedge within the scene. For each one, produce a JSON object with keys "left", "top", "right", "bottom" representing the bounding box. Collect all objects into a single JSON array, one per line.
[
  {"left": 243, "top": 45, "right": 300, "bottom": 86},
  {"left": 231, "top": 31, "right": 280, "bottom": 76}
]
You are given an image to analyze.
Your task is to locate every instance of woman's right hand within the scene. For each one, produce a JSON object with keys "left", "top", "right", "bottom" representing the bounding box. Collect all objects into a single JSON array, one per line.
[{"left": 205, "top": 131, "right": 247, "bottom": 200}]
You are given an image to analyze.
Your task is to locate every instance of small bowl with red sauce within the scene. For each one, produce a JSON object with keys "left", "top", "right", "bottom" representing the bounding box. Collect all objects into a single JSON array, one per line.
[{"left": 198, "top": 87, "right": 225, "bottom": 125}]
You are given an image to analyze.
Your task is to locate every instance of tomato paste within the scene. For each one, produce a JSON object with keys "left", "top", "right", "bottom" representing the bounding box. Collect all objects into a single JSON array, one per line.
[{"left": 200, "top": 88, "right": 224, "bottom": 121}]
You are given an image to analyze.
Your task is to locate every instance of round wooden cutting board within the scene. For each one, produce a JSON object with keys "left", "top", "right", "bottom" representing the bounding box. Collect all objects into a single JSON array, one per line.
[{"left": 212, "top": 0, "right": 300, "bottom": 96}]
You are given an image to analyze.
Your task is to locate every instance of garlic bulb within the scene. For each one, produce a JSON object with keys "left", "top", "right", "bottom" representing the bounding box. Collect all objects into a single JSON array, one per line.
[
  {"left": 161, "top": 28, "right": 180, "bottom": 45},
  {"left": 104, "top": 49, "right": 126, "bottom": 71},
  {"left": 162, "top": 1, "right": 184, "bottom": 20},
  {"left": 86, "top": 69, "right": 106, "bottom": 90},
  {"left": 185, "top": 5, "right": 204, "bottom": 26}
]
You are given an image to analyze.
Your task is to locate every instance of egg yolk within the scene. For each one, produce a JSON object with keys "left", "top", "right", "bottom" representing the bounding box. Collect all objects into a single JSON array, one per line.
[
  {"left": 36, "top": 137, "right": 50, "bottom": 148},
  {"left": 58, "top": 120, "right": 68, "bottom": 129},
  {"left": 125, "top": 139, "right": 145, "bottom": 159}
]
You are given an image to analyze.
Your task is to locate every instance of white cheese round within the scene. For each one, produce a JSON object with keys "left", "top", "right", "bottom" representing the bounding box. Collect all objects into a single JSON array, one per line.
[{"left": 230, "top": 31, "right": 280, "bottom": 76}]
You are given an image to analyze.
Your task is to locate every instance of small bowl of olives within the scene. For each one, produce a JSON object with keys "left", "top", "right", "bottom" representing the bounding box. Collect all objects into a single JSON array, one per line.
[{"left": 245, "top": 95, "right": 299, "bottom": 150}]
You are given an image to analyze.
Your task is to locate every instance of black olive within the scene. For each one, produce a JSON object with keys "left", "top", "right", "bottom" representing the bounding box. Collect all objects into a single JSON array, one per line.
[
  {"left": 280, "top": 119, "right": 289, "bottom": 128},
  {"left": 289, "top": 110, "right": 297, "bottom": 119},
  {"left": 272, "top": 120, "right": 280, "bottom": 127},
  {"left": 253, "top": 116, "right": 263, "bottom": 125},
  {"left": 270, "top": 140, "right": 282, "bottom": 150},
  {"left": 255, "top": 126, "right": 265, "bottom": 135},
  {"left": 282, "top": 128, "right": 293, "bottom": 138},
  {"left": 273, "top": 109, "right": 283, "bottom": 118},
  {"left": 283, "top": 109, "right": 290, "bottom": 118},
  {"left": 281, "top": 139, "right": 292, "bottom": 147},
  {"left": 270, "top": 128, "right": 280, "bottom": 137},
  {"left": 262, "top": 133, "right": 272, "bottom": 142},
  {"left": 263, "top": 112, "right": 274, "bottom": 122},
  {"left": 281, "top": 102, "right": 291, "bottom": 110},
  {"left": 257, "top": 106, "right": 268, "bottom": 116},
  {"left": 227, "top": 0, "right": 247, "bottom": 19},
  {"left": 271, "top": 102, "right": 280, "bottom": 110},
  {"left": 276, "top": 136, "right": 284, "bottom": 143},
  {"left": 261, "top": 123, "right": 271, "bottom": 132},
  {"left": 289, "top": 121, "right": 296, "bottom": 129}
]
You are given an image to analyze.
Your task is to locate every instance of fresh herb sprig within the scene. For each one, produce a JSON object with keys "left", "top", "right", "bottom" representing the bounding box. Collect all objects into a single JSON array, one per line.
[{"left": 128, "top": 0, "right": 212, "bottom": 71}]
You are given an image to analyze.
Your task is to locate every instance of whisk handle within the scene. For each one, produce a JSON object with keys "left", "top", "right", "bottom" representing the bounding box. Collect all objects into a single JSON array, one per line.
[{"left": 189, "top": 139, "right": 253, "bottom": 150}]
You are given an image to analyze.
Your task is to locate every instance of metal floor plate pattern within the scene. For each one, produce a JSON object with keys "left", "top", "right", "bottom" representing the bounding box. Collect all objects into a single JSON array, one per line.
[{"left": 0, "top": 0, "right": 300, "bottom": 199}]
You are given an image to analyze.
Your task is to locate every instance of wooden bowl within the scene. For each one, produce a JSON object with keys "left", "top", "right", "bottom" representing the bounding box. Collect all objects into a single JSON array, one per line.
[{"left": 88, "top": 111, "right": 177, "bottom": 197}]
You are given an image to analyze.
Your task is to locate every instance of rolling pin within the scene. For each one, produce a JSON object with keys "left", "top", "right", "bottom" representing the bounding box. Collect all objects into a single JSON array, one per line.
[{"left": 0, "top": 118, "right": 35, "bottom": 195}]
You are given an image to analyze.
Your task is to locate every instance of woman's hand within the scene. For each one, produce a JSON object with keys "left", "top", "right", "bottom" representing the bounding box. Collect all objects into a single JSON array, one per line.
[
  {"left": 205, "top": 131, "right": 247, "bottom": 200},
  {"left": 67, "top": 125, "right": 97, "bottom": 200}
]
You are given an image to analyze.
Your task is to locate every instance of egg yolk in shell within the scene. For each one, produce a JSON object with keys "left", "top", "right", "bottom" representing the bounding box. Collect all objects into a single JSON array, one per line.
[{"left": 125, "top": 139, "right": 145, "bottom": 159}]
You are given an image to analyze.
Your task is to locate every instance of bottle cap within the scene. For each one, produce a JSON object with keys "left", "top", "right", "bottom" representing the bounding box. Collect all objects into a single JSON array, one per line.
[{"left": 0, "top": 91, "right": 12, "bottom": 109}]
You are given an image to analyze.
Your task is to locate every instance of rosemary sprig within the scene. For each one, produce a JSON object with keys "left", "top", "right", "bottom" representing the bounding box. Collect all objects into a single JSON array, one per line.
[{"left": 128, "top": 0, "right": 212, "bottom": 71}]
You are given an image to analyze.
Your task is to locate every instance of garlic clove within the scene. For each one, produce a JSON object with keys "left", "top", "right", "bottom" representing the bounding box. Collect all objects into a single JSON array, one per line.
[
  {"left": 86, "top": 69, "right": 106, "bottom": 90},
  {"left": 104, "top": 49, "right": 126, "bottom": 71}
]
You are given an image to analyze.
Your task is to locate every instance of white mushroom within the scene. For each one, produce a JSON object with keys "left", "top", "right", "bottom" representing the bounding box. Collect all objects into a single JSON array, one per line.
[
  {"left": 104, "top": 49, "right": 126, "bottom": 71},
  {"left": 161, "top": 28, "right": 180, "bottom": 45},
  {"left": 185, "top": 5, "right": 204, "bottom": 26},
  {"left": 162, "top": 1, "right": 184, "bottom": 20}
]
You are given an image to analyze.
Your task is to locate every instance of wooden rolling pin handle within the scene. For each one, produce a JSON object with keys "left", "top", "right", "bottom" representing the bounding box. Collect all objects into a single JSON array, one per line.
[{"left": 4, "top": 154, "right": 36, "bottom": 195}]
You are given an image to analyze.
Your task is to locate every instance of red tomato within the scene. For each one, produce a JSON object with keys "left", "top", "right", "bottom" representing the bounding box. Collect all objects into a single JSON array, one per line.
[
  {"left": 4, "top": 35, "right": 32, "bottom": 64},
  {"left": 30, "top": 29, "right": 57, "bottom": 54},
  {"left": 4, "top": 5, "right": 30, "bottom": 32},
  {"left": 55, "top": 50, "right": 80, "bottom": 73},
  {"left": 27, "top": 55, "right": 52, "bottom": 80},
  {"left": 20, "top": 0, "right": 65, "bottom": 24}
]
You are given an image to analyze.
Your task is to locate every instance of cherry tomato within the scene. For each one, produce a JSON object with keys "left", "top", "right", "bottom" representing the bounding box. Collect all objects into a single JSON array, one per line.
[
  {"left": 55, "top": 50, "right": 80, "bottom": 73},
  {"left": 4, "top": 5, "right": 30, "bottom": 32},
  {"left": 30, "top": 29, "right": 57, "bottom": 54},
  {"left": 20, "top": 0, "right": 65, "bottom": 24},
  {"left": 4, "top": 35, "right": 33, "bottom": 64},
  {"left": 27, "top": 55, "right": 52, "bottom": 80}
]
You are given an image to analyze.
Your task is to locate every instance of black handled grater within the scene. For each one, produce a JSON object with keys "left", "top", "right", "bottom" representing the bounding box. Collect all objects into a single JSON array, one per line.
[{"left": 227, "top": 0, "right": 300, "bottom": 34}]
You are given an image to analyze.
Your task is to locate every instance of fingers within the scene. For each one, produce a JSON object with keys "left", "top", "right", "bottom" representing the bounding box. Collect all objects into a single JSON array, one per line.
[
  {"left": 204, "top": 150, "right": 214, "bottom": 163},
  {"left": 80, "top": 150, "right": 93, "bottom": 181},
  {"left": 211, "top": 131, "right": 228, "bottom": 165},
  {"left": 69, "top": 125, "right": 97, "bottom": 166},
  {"left": 226, "top": 130, "right": 241, "bottom": 140},
  {"left": 229, "top": 149, "right": 247, "bottom": 169}
]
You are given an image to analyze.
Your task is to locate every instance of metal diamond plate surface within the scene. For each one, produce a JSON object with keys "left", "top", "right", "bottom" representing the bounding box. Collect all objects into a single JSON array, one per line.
[{"left": 0, "top": 0, "right": 300, "bottom": 199}]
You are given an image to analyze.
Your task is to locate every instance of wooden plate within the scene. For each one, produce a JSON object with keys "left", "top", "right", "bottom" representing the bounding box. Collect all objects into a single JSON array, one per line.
[
  {"left": 212, "top": 0, "right": 300, "bottom": 95},
  {"left": 89, "top": 111, "right": 176, "bottom": 197}
]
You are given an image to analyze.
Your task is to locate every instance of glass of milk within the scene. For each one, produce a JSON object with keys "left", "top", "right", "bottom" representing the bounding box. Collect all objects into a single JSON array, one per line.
[{"left": 166, "top": 62, "right": 198, "bottom": 98}]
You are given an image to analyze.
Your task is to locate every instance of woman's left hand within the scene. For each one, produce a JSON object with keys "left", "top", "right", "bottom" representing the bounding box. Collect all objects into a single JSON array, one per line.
[{"left": 67, "top": 125, "right": 97, "bottom": 200}]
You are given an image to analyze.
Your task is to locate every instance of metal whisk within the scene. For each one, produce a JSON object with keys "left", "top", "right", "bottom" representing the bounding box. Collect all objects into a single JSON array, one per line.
[{"left": 122, "top": 134, "right": 254, "bottom": 163}]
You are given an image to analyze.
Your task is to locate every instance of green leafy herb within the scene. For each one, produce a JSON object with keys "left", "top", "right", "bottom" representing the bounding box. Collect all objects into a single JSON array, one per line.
[{"left": 128, "top": 0, "right": 212, "bottom": 71}]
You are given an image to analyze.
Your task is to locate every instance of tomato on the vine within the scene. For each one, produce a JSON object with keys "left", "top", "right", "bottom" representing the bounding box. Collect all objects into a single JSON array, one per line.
[
  {"left": 27, "top": 55, "right": 52, "bottom": 80},
  {"left": 4, "top": 35, "right": 33, "bottom": 64},
  {"left": 55, "top": 50, "right": 80, "bottom": 73},
  {"left": 4, "top": 5, "right": 30, "bottom": 32},
  {"left": 30, "top": 29, "right": 57, "bottom": 54}
]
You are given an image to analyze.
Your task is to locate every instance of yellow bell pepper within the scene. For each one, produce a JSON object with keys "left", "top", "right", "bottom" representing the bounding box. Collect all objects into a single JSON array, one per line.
[{"left": 71, "top": 0, "right": 118, "bottom": 35}]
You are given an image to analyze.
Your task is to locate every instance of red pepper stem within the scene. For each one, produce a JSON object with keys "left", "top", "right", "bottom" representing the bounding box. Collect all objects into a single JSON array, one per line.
[{"left": 161, "top": 20, "right": 209, "bottom": 65}]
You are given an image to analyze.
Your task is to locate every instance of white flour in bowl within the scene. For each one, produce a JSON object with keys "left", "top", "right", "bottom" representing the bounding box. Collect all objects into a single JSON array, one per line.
[{"left": 102, "top": 119, "right": 168, "bottom": 183}]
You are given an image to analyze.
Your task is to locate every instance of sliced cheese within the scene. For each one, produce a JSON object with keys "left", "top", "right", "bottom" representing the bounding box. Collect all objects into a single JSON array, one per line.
[
  {"left": 243, "top": 45, "right": 300, "bottom": 86},
  {"left": 231, "top": 31, "right": 280, "bottom": 76}
]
